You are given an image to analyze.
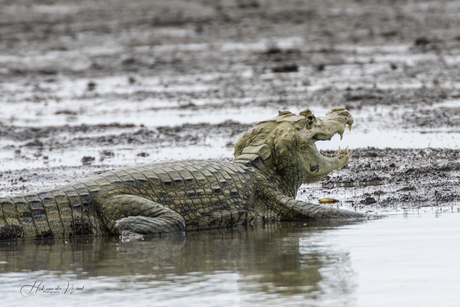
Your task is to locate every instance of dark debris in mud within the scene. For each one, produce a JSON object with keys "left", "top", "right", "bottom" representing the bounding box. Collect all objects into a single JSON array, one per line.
[
  {"left": 1, "top": 0, "right": 460, "bottom": 81},
  {"left": 343, "top": 87, "right": 451, "bottom": 109},
  {"left": 0, "top": 120, "right": 253, "bottom": 150},
  {"left": 0, "top": 123, "right": 136, "bottom": 142},
  {"left": 312, "top": 148, "right": 460, "bottom": 209}
]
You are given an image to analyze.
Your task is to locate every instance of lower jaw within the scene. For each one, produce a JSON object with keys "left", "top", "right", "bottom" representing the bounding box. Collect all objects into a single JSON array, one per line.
[{"left": 303, "top": 173, "right": 328, "bottom": 184}]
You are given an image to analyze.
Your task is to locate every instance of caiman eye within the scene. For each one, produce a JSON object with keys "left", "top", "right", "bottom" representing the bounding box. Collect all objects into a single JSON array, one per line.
[{"left": 304, "top": 116, "right": 315, "bottom": 130}]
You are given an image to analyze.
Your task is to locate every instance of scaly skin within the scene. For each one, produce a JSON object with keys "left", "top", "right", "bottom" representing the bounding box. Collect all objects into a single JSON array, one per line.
[{"left": 0, "top": 108, "right": 364, "bottom": 240}]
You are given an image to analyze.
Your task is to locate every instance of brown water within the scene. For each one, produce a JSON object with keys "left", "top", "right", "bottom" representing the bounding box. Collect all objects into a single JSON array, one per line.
[{"left": 1, "top": 212, "right": 459, "bottom": 307}]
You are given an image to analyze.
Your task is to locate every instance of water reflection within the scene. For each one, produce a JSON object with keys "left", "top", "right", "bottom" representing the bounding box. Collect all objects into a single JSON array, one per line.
[{"left": 0, "top": 220, "right": 362, "bottom": 303}]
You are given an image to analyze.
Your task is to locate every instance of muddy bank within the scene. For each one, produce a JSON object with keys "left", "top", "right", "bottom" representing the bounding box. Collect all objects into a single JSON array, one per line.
[
  {"left": 1, "top": 0, "right": 460, "bottom": 212},
  {"left": 0, "top": 120, "right": 250, "bottom": 147},
  {"left": 299, "top": 147, "right": 460, "bottom": 210}
]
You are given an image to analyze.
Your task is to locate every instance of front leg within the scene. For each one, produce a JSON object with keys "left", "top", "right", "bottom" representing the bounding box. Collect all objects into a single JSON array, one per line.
[
  {"left": 97, "top": 195, "right": 186, "bottom": 235},
  {"left": 275, "top": 194, "right": 366, "bottom": 220}
]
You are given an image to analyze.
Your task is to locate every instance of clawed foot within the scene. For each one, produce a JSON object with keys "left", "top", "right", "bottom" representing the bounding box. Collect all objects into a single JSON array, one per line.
[{"left": 119, "top": 230, "right": 144, "bottom": 242}]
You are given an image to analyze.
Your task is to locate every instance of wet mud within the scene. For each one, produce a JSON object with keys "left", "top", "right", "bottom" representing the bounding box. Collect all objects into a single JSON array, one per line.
[
  {"left": 302, "top": 147, "right": 460, "bottom": 211},
  {"left": 1, "top": 0, "right": 460, "bottom": 212}
]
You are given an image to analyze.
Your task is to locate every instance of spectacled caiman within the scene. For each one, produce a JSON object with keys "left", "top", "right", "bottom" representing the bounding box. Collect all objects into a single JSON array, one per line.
[{"left": 0, "top": 108, "right": 365, "bottom": 240}]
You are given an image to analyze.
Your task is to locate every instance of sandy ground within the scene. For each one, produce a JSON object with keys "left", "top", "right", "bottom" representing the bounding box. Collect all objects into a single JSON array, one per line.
[{"left": 1, "top": 0, "right": 460, "bottom": 212}]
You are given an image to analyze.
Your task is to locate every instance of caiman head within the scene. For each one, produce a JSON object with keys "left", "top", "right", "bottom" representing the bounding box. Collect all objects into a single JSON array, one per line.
[{"left": 234, "top": 108, "right": 353, "bottom": 185}]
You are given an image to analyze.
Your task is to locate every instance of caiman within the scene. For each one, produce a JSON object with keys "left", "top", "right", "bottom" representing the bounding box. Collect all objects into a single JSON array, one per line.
[{"left": 0, "top": 108, "right": 364, "bottom": 240}]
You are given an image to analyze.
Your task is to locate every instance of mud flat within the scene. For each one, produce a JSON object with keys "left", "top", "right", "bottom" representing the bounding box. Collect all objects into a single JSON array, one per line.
[
  {"left": 1, "top": 0, "right": 460, "bottom": 212},
  {"left": 2, "top": 2, "right": 460, "bottom": 307}
]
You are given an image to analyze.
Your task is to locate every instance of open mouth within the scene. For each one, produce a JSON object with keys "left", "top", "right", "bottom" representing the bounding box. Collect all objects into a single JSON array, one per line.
[
  {"left": 304, "top": 121, "right": 353, "bottom": 176},
  {"left": 320, "top": 145, "right": 350, "bottom": 159},
  {"left": 317, "top": 121, "right": 352, "bottom": 158}
]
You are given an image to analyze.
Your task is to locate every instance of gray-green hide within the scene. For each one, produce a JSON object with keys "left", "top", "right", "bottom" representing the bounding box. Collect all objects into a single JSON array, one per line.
[{"left": 0, "top": 108, "right": 363, "bottom": 240}]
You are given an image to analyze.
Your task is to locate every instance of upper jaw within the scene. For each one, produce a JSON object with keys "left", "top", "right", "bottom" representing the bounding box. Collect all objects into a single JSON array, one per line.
[{"left": 311, "top": 107, "right": 354, "bottom": 142}]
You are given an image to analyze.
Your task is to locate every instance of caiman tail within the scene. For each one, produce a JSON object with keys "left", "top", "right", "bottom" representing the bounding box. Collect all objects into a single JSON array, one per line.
[{"left": 0, "top": 181, "right": 104, "bottom": 240}]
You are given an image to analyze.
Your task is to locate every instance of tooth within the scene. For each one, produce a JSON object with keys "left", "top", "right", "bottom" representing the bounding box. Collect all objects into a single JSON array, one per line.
[
  {"left": 345, "top": 146, "right": 349, "bottom": 154},
  {"left": 348, "top": 123, "right": 352, "bottom": 131},
  {"left": 340, "top": 132, "right": 343, "bottom": 140},
  {"left": 338, "top": 146, "right": 341, "bottom": 154}
]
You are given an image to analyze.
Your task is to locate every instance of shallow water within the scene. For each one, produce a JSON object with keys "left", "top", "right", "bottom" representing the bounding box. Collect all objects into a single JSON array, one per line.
[{"left": 1, "top": 212, "right": 459, "bottom": 307}]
